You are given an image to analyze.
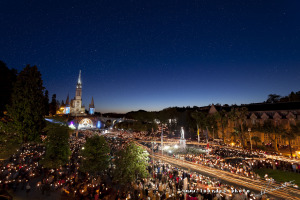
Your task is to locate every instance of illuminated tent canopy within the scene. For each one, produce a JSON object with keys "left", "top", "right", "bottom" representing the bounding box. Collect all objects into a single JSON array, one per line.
[{"left": 78, "top": 118, "right": 94, "bottom": 129}]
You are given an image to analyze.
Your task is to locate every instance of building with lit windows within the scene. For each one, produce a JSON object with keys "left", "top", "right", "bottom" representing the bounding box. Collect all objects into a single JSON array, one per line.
[{"left": 206, "top": 102, "right": 300, "bottom": 147}]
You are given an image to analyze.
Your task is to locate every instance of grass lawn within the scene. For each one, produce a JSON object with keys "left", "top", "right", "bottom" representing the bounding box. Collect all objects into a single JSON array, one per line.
[{"left": 254, "top": 168, "right": 300, "bottom": 186}]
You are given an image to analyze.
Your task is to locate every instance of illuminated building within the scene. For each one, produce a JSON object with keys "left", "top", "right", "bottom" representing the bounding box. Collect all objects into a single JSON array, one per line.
[
  {"left": 57, "top": 70, "right": 95, "bottom": 116},
  {"left": 89, "top": 97, "right": 95, "bottom": 115},
  {"left": 205, "top": 103, "right": 300, "bottom": 147},
  {"left": 69, "top": 70, "right": 85, "bottom": 115}
]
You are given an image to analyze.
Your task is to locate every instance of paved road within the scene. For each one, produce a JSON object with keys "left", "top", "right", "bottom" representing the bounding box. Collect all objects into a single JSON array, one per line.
[{"left": 137, "top": 142, "right": 300, "bottom": 200}]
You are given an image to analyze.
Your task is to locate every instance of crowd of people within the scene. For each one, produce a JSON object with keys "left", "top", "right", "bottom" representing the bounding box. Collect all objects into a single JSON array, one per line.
[
  {"left": 125, "top": 160, "right": 263, "bottom": 200},
  {"left": 0, "top": 143, "right": 44, "bottom": 194},
  {"left": 1, "top": 128, "right": 297, "bottom": 200},
  {"left": 169, "top": 146, "right": 300, "bottom": 185},
  {"left": 0, "top": 133, "right": 117, "bottom": 200}
]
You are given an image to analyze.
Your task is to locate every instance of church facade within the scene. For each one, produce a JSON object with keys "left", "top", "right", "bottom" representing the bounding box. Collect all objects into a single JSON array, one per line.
[{"left": 57, "top": 70, "right": 94, "bottom": 116}]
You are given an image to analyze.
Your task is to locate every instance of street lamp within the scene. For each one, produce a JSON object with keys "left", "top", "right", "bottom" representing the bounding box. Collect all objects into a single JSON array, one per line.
[
  {"left": 248, "top": 128, "right": 252, "bottom": 151},
  {"left": 161, "top": 125, "right": 164, "bottom": 155}
]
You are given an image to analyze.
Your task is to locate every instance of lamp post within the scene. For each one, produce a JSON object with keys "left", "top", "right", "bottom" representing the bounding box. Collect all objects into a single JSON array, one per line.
[
  {"left": 248, "top": 127, "right": 252, "bottom": 151},
  {"left": 197, "top": 125, "right": 200, "bottom": 143},
  {"left": 161, "top": 124, "right": 164, "bottom": 156},
  {"left": 151, "top": 128, "right": 155, "bottom": 177}
]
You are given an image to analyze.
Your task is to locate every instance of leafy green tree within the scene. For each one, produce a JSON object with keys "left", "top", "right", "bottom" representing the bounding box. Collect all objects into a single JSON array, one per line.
[
  {"left": 105, "top": 120, "right": 112, "bottom": 128},
  {"left": 228, "top": 107, "right": 248, "bottom": 148},
  {"left": 80, "top": 135, "right": 110, "bottom": 175},
  {"left": 113, "top": 142, "right": 149, "bottom": 186},
  {"left": 259, "top": 120, "right": 284, "bottom": 152},
  {"left": 218, "top": 110, "right": 229, "bottom": 141},
  {"left": 0, "top": 61, "right": 17, "bottom": 116},
  {"left": 207, "top": 113, "right": 219, "bottom": 139},
  {"left": 41, "top": 123, "right": 71, "bottom": 169},
  {"left": 282, "top": 122, "right": 300, "bottom": 157},
  {"left": 191, "top": 111, "right": 211, "bottom": 140},
  {"left": 238, "top": 107, "right": 248, "bottom": 147},
  {"left": 7, "top": 65, "right": 45, "bottom": 142},
  {"left": 231, "top": 128, "right": 239, "bottom": 143}
]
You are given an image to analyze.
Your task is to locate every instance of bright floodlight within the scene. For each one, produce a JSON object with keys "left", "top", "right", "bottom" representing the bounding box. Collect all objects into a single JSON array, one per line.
[
  {"left": 164, "top": 145, "right": 170, "bottom": 150},
  {"left": 168, "top": 150, "right": 172, "bottom": 153},
  {"left": 174, "top": 145, "right": 179, "bottom": 149}
]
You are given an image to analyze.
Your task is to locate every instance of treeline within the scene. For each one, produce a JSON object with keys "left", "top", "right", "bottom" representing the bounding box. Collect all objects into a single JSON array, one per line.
[
  {"left": 115, "top": 121, "right": 158, "bottom": 133},
  {"left": 266, "top": 92, "right": 300, "bottom": 103},
  {"left": 123, "top": 107, "right": 197, "bottom": 138}
]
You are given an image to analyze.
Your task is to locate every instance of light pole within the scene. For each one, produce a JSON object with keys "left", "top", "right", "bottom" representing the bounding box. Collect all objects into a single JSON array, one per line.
[
  {"left": 197, "top": 125, "right": 200, "bottom": 143},
  {"left": 161, "top": 124, "right": 164, "bottom": 155},
  {"left": 151, "top": 128, "right": 155, "bottom": 177},
  {"left": 248, "top": 127, "right": 252, "bottom": 151}
]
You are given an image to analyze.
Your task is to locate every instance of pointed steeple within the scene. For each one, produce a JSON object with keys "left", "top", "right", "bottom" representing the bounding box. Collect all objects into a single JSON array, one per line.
[
  {"left": 89, "top": 97, "right": 95, "bottom": 108},
  {"left": 89, "top": 97, "right": 95, "bottom": 115},
  {"left": 77, "top": 70, "right": 82, "bottom": 88}
]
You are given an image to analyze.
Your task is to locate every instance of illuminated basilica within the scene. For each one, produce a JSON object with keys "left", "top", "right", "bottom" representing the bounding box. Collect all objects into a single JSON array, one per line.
[{"left": 57, "top": 70, "right": 94, "bottom": 116}]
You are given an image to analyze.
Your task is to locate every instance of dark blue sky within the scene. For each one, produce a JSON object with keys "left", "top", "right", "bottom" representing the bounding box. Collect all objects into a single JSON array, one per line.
[{"left": 1, "top": 0, "right": 300, "bottom": 113}]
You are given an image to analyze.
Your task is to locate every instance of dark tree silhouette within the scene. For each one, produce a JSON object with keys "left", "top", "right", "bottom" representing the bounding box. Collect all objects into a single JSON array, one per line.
[
  {"left": 7, "top": 65, "right": 45, "bottom": 142},
  {"left": 49, "top": 94, "right": 57, "bottom": 116},
  {"left": 266, "top": 94, "right": 281, "bottom": 103},
  {"left": 0, "top": 61, "right": 17, "bottom": 116},
  {"left": 44, "top": 90, "right": 50, "bottom": 116}
]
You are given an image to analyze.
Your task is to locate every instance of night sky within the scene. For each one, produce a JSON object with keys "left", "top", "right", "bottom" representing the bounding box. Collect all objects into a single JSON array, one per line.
[{"left": 1, "top": 0, "right": 300, "bottom": 113}]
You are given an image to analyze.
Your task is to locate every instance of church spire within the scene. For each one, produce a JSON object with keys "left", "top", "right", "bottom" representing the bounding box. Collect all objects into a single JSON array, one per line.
[
  {"left": 89, "top": 97, "right": 95, "bottom": 115},
  {"left": 77, "top": 70, "right": 82, "bottom": 88},
  {"left": 89, "top": 97, "right": 94, "bottom": 108}
]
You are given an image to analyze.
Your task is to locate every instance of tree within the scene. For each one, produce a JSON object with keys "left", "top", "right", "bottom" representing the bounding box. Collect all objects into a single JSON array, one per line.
[
  {"left": 7, "top": 65, "right": 45, "bottom": 142},
  {"left": 44, "top": 90, "right": 50, "bottom": 116},
  {"left": 266, "top": 94, "right": 281, "bottom": 103},
  {"left": 113, "top": 142, "right": 149, "bottom": 186},
  {"left": 260, "top": 120, "right": 283, "bottom": 152},
  {"left": 238, "top": 107, "right": 249, "bottom": 147},
  {"left": 49, "top": 94, "right": 57, "bottom": 116},
  {"left": 105, "top": 120, "right": 112, "bottom": 128},
  {"left": 282, "top": 122, "right": 300, "bottom": 157},
  {"left": 0, "top": 61, "right": 17, "bottom": 116},
  {"left": 231, "top": 128, "right": 239, "bottom": 144},
  {"left": 41, "top": 123, "right": 71, "bottom": 169},
  {"left": 218, "top": 110, "right": 229, "bottom": 141},
  {"left": 206, "top": 113, "right": 219, "bottom": 139},
  {"left": 80, "top": 135, "right": 110, "bottom": 175},
  {"left": 191, "top": 111, "right": 208, "bottom": 140},
  {"left": 228, "top": 107, "right": 248, "bottom": 148}
]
